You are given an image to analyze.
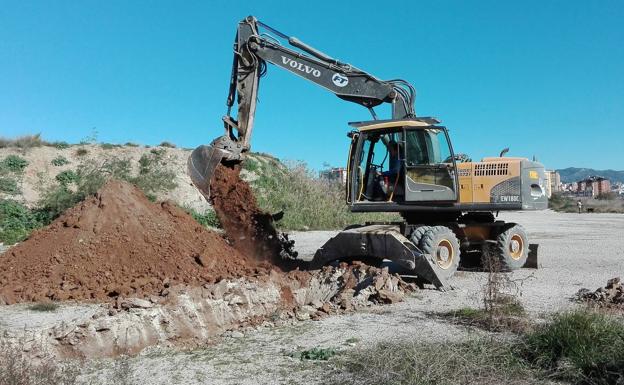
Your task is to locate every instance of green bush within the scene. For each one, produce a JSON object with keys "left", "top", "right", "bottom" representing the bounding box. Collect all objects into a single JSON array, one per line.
[
  {"left": 125, "top": 142, "right": 139, "bottom": 147},
  {"left": 299, "top": 347, "right": 337, "bottom": 361},
  {"left": 186, "top": 207, "right": 221, "bottom": 228},
  {"left": 0, "top": 177, "right": 20, "bottom": 195},
  {"left": 134, "top": 151, "right": 177, "bottom": 194},
  {"left": 0, "top": 155, "right": 28, "bottom": 174},
  {"left": 548, "top": 192, "right": 576, "bottom": 212},
  {"left": 51, "top": 156, "right": 69, "bottom": 166},
  {"left": 0, "top": 200, "right": 43, "bottom": 245},
  {"left": 51, "top": 141, "right": 70, "bottom": 149},
  {"left": 55, "top": 170, "right": 78, "bottom": 185},
  {"left": 159, "top": 141, "right": 176, "bottom": 148},
  {"left": 249, "top": 160, "right": 398, "bottom": 230},
  {"left": 596, "top": 192, "right": 617, "bottom": 200},
  {"left": 522, "top": 309, "right": 624, "bottom": 384}
]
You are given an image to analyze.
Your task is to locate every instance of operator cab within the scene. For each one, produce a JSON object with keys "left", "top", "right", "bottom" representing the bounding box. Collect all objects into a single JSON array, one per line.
[{"left": 346, "top": 119, "right": 458, "bottom": 206}]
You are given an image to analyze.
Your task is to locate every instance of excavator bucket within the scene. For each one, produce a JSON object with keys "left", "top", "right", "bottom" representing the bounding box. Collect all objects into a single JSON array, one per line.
[
  {"left": 187, "top": 135, "right": 246, "bottom": 199},
  {"left": 187, "top": 144, "right": 227, "bottom": 199}
]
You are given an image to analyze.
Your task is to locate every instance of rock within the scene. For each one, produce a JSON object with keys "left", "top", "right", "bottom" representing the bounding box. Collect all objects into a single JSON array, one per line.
[
  {"left": 377, "top": 289, "right": 404, "bottom": 304},
  {"left": 120, "top": 298, "right": 153, "bottom": 309}
]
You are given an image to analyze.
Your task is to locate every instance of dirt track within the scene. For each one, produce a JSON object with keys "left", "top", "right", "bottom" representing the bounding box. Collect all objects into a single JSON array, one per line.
[{"left": 70, "top": 210, "right": 624, "bottom": 383}]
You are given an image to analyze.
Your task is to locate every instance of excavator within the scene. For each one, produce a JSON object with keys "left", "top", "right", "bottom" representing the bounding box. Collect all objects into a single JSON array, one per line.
[{"left": 188, "top": 16, "right": 548, "bottom": 288}]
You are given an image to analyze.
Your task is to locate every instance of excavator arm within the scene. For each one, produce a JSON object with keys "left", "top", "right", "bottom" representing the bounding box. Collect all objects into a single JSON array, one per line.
[{"left": 188, "top": 16, "right": 417, "bottom": 197}]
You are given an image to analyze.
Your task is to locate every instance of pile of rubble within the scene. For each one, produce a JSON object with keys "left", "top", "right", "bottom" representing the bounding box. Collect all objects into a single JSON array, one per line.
[{"left": 576, "top": 277, "right": 624, "bottom": 307}]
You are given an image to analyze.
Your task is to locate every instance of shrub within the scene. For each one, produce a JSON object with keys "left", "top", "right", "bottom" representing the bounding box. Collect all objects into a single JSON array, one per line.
[
  {"left": 596, "top": 192, "right": 617, "bottom": 200},
  {"left": 55, "top": 170, "right": 78, "bottom": 185},
  {"left": 299, "top": 347, "right": 337, "bottom": 361},
  {"left": 0, "top": 200, "right": 43, "bottom": 245},
  {"left": 522, "top": 309, "right": 624, "bottom": 383},
  {"left": 186, "top": 207, "right": 221, "bottom": 228},
  {"left": 0, "top": 177, "right": 20, "bottom": 195},
  {"left": 249, "top": 160, "right": 398, "bottom": 230},
  {"left": 0, "top": 155, "right": 28, "bottom": 174},
  {"left": 125, "top": 142, "right": 139, "bottom": 147},
  {"left": 75, "top": 148, "right": 89, "bottom": 156},
  {"left": 100, "top": 143, "right": 121, "bottom": 150},
  {"left": 51, "top": 156, "right": 70, "bottom": 166},
  {"left": 159, "top": 141, "right": 176, "bottom": 148},
  {"left": 548, "top": 192, "right": 576, "bottom": 212},
  {"left": 51, "top": 141, "right": 70, "bottom": 149},
  {"left": 133, "top": 151, "right": 177, "bottom": 194}
]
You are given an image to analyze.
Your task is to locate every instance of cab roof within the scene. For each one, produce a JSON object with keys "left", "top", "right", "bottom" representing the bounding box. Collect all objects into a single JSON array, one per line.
[{"left": 348, "top": 117, "right": 441, "bottom": 131}]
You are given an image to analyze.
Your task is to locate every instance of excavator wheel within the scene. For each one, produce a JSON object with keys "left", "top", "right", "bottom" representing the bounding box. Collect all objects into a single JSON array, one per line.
[
  {"left": 409, "top": 225, "right": 432, "bottom": 246},
  {"left": 492, "top": 224, "right": 528, "bottom": 271},
  {"left": 416, "top": 226, "right": 461, "bottom": 280}
]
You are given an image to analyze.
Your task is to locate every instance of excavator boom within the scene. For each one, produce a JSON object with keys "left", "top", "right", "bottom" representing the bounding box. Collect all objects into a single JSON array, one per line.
[{"left": 188, "top": 16, "right": 416, "bottom": 198}]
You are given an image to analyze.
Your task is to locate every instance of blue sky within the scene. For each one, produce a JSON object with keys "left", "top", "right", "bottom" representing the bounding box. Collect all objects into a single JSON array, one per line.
[{"left": 1, "top": 1, "right": 622, "bottom": 170}]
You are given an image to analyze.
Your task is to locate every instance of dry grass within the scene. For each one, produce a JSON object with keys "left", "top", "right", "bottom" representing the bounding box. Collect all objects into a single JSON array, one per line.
[
  {"left": 0, "top": 339, "right": 80, "bottom": 385},
  {"left": 0, "top": 134, "right": 49, "bottom": 150},
  {"left": 328, "top": 338, "right": 539, "bottom": 385}
]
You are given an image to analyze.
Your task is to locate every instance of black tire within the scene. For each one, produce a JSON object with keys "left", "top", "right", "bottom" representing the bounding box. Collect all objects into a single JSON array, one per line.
[
  {"left": 492, "top": 224, "right": 528, "bottom": 270},
  {"left": 417, "top": 226, "right": 461, "bottom": 279},
  {"left": 409, "top": 226, "right": 432, "bottom": 246}
]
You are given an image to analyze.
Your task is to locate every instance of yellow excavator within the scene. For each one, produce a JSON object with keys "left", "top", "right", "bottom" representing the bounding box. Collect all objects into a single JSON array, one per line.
[{"left": 189, "top": 16, "right": 548, "bottom": 288}]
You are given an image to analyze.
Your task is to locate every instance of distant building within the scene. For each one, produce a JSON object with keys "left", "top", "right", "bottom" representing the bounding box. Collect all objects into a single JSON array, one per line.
[
  {"left": 545, "top": 170, "right": 561, "bottom": 198},
  {"left": 576, "top": 176, "right": 611, "bottom": 198},
  {"left": 320, "top": 167, "right": 347, "bottom": 184}
]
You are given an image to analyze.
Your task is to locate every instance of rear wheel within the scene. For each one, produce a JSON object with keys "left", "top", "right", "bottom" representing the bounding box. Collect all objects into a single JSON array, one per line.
[
  {"left": 415, "top": 226, "right": 460, "bottom": 279},
  {"left": 492, "top": 224, "right": 528, "bottom": 270}
]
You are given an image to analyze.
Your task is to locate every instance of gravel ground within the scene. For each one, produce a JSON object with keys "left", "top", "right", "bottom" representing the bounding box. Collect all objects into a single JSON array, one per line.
[{"left": 76, "top": 210, "right": 624, "bottom": 385}]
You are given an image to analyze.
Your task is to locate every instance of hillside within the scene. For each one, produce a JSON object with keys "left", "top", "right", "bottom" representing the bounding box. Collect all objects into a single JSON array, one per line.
[
  {"left": 0, "top": 140, "right": 395, "bottom": 245},
  {"left": 557, "top": 167, "right": 624, "bottom": 184}
]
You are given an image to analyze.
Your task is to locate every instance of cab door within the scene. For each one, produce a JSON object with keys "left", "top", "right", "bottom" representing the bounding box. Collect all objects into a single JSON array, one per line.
[{"left": 403, "top": 127, "right": 458, "bottom": 202}]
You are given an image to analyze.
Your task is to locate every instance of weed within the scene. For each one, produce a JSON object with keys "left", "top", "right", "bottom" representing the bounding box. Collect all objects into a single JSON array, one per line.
[
  {"left": 75, "top": 147, "right": 89, "bottom": 156},
  {"left": 186, "top": 207, "right": 221, "bottom": 228},
  {"left": 55, "top": 170, "right": 78, "bottom": 185},
  {"left": 522, "top": 309, "right": 624, "bottom": 384},
  {"left": 0, "top": 177, "right": 20, "bottom": 195},
  {"left": 125, "top": 142, "right": 139, "bottom": 147},
  {"left": 159, "top": 141, "right": 176, "bottom": 148},
  {"left": 51, "top": 156, "right": 70, "bottom": 166},
  {"left": 299, "top": 347, "right": 337, "bottom": 361},
  {"left": 0, "top": 200, "right": 43, "bottom": 244},
  {"left": 28, "top": 302, "right": 59, "bottom": 312},
  {"left": 345, "top": 337, "right": 360, "bottom": 344},
  {"left": 0, "top": 155, "right": 28, "bottom": 174}
]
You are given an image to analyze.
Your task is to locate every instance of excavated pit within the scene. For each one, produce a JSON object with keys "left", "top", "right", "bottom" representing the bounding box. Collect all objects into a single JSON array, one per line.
[{"left": 0, "top": 166, "right": 416, "bottom": 357}]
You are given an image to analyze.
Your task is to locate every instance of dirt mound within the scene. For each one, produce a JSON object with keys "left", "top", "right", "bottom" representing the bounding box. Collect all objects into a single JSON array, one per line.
[
  {"left": 209, "top": 164, "right": 297, "bottom": 264},
  {"left": 576, "top": 277, "right": 624, "bottom": 308},
  {"left": 0, "top": 180, "right": 269, "bottom": 304}
]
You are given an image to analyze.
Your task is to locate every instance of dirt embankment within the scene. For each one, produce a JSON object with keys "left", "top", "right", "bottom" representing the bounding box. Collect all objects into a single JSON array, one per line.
[{"left": 0, "top": 180, "right": 270, "bottom": 304}]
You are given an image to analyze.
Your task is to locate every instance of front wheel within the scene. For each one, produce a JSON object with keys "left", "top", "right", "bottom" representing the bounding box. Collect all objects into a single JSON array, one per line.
[{"left": 415, "top": 226, "right": 461, "bottom": 279}]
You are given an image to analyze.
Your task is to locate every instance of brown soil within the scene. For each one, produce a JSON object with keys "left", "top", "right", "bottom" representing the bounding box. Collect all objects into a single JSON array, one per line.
[
  {"left": 0, "top": 180, "right": 270, "bottom": 304},
  {"left": 209, "top": 164, "right": 297, "bottom": 264}
]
